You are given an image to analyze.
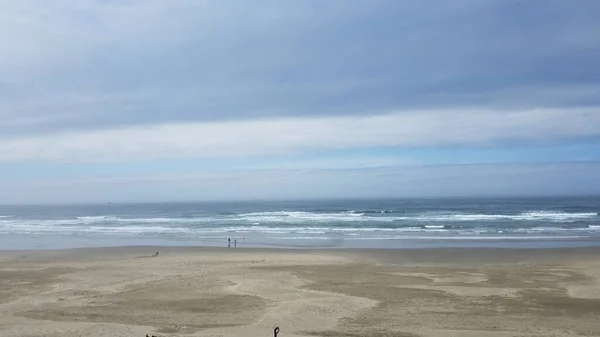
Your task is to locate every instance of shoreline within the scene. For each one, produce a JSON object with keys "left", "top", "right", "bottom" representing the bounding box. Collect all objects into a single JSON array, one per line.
[
  {"left": 3, "top": 234, "right": 600, "bottom": 252},
  {"left": 5, "top": 242, "right": 600, "bottom": 252},
  {"left": 3, "top": 244, "right": 600, "bottom": 264}
]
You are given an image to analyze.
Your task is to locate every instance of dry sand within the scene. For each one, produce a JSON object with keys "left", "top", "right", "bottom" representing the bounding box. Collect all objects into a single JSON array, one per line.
[{"left": 1, "top": 246, "right": 600, "bottom": 337}]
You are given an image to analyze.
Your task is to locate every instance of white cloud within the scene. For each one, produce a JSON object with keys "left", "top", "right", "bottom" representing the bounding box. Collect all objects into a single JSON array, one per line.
[{"left": 0, "top": 107, "right": 598, "bottom": 163}]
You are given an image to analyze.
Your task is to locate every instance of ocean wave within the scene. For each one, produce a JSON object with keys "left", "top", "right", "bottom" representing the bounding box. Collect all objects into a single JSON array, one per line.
[
  {"left": 74, "top": 216, "right": 212, "bottom": 224},
  {"left": 0, "top": 210, "right": 598, "bottom": 238},
  {"left": 77, "top": 216, "right": 119, "bottom": 221},
  {"left": 0, "top": 211, "right": 598, "bottom": 230},
  {"left": 16, "top": 210, "right": 590, "bottom": 226},
  {"left": 240, "top": 211, "right": 364, "bottom": 217},
  {"left": 236, "top": 210, "right": 597, "bottom": 223},
  {"left": 2, "top": 221, "right": 598, "bottom": 240},
  {"left": 237, "top": 211, "right": 366, "bottom": 222},
  {"left": 346, "top": 209, "right": 395, "bottom": 214},
  {"left": 340, "top": 235, "right": 587, "bottom": 240},
  {"left": 519, "top": 211, "right": 597, "bottom": 220},
  {"left": 212, "top": 235, "right": 587, "bottom": 241},
  {"left": 0, "top": 217, "right": 220, "bottom": 227},
  {"left": 0, "top": 224, "right": 480, "bottom": 235},
  {"left": 411, "top": 211, "right": 598, "bottom": 222},
  {"left": 424, "top": 225, "right": 446, "bottom": 229}
]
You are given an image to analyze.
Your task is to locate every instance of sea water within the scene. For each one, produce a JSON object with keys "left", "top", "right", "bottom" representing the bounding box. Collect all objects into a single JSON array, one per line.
[{"left": 0, "top": 197, "right": 599, "bottom": 250}]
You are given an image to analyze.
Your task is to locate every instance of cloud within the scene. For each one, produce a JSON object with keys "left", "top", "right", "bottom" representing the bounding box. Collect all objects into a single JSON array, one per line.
[
  {"left": 1, "top": 1, "right": 599, "bottom": 203},
  {"left": 0, "top": 107, "right": 598, "bottom": 163},
  {"left": 1, "top": 1, "right": 600, "bottom": 138}
]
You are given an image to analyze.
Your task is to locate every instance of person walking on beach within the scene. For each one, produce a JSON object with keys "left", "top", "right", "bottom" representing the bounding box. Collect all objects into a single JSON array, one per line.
[
  {"left": 228, "top": 238, "right": 231, "bottom": 248},
  {"left": 234, "top": 239, "right": 237, "bottom": 248}
]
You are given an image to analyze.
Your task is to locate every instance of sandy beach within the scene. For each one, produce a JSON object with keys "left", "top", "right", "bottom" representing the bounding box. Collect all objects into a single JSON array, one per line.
[{"left": 1, "top": 247, "right": 600, "bottom": 337}]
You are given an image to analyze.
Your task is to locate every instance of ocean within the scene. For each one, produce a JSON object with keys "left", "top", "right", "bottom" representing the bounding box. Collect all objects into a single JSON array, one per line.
[{"left": 1, "top": 197, "right": 599, "bottom": 250}]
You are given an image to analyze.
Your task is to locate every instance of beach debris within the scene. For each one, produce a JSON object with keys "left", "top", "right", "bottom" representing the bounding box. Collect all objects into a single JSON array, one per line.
[{"left": 153, "top": 250, "right": 159, "bottom": 257}]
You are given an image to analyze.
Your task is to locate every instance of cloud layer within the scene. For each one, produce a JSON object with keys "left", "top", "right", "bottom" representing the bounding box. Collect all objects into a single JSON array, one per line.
[
  {"left": 1, "top": 1, "right": 600, "bottom": 202},
  {"left": 0, "top": 108, "right": 598, "bottom": 162},
  {"left": 1, "top": 1, "right": 600, "bottom": 138}
]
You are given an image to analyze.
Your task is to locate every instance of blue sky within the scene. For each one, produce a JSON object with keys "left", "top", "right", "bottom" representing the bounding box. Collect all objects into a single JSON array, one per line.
[{"left": 1, "top": 0, "right": 599, "bottom": 203}]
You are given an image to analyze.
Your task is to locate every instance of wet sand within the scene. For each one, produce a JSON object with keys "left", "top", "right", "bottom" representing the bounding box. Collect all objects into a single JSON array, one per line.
[{"left": 1, "top": 246, "right": 600, "bottom": 337}]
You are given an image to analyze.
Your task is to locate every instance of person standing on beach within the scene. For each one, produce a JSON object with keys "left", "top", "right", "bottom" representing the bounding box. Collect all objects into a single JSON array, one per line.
[
  {"left": 234, "top": 239, "right": 237, "bottom": 248},
  {"left": 228, "top": 238, "right": 231, "bottom": 248}
]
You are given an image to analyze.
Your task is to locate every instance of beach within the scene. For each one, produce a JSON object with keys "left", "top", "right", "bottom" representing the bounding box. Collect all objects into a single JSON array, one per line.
[{"left": 1, "top": 247, "right": 600, "bottom": 337}]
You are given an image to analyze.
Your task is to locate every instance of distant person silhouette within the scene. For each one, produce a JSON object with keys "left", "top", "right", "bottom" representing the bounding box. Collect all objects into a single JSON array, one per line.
[
  {"left": 234, "top": 239, "right": 237, "bottom": 248},
  {"left": 228, "top": 238, "right": 231, "bottom": 248}
]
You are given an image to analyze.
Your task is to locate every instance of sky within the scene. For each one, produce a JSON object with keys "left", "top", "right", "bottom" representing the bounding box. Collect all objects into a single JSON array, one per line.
[{"left": 1, "top": 0, "right": 600, "bottom": 204}]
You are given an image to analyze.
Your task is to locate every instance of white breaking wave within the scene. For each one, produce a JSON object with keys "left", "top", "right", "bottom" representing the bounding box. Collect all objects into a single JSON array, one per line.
[
  {"left": 239, "top": 211, "right": 365, "bottom": 217},
  {"left": 0, "top": 222, "right": 191, "bottom": 234},
  {"left": 237, "top": 210, "right": 597, "bottom": 222},
  {"left": 0, "top": 221, "right": 596, "bottom": 241},
  {"left": 237, "top": 211, "right": 367, "bottom": 223},
  {"left": 0, "top": 223, "right": 569, "bottom": 236},
  {"left": 519, "top": 211, "right": 597, "bottom": 220},
  {"left": 77, "top": 216, "right": 119, "bottom": 220},
  {"left": 0, "top": 208, "right": 598, "bottom": 239},
  {"left": 76, "top": 216, "right": 211, "bottom": 224},
  {"left": 412, "top": 211, "right": 598, "bottom": 222},
  {"left": 3, "top": 210, "right": 592, "bottom": 228}
]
